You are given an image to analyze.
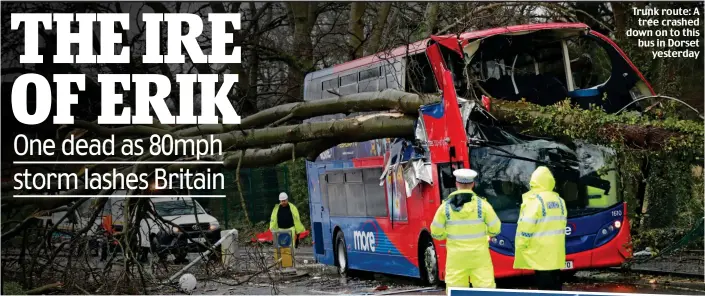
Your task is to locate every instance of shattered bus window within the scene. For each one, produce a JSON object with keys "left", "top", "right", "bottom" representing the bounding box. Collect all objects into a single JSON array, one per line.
[
  {"left": 466, "top": 103, "right": 621, "bottom": 222},
  {"left": 470, "top": 139, "right": 620, "bottom": 222},
  {"left": 446, "top": 29, "right": 652, "bottom": 113}
]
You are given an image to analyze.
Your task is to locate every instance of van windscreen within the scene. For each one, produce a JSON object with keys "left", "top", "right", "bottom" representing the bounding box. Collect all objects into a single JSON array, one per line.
[{"left": 154, "top": 200, "right": 205, "bottom": 216}]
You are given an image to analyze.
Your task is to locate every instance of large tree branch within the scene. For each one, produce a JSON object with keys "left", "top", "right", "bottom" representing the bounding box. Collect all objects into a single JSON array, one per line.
[
  {"left": 207, "top": 112, "right": 415, "bottom": 150},
  {"left": 223, "top": 140, "right": 340, "bottom": 168},
  {"left": 489, "top": 99, "right": 703, "bottom": 154},
  {"left": 175, "top": 89, "right": 427, "bottom": 136}
]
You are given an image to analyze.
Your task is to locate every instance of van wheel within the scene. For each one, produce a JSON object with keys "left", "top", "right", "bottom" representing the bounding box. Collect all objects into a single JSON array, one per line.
[
  {"left": 174, "top": 251, "right": 188, "bottom": 264},
  {"left": 420, "top": 242, "right": 439, "bottom": 286},
  {"left": 139, "top": 247, "right": 149, "bottom": 262},
  {"left": 150, "top": 236, "right": 167, "bottom": 261}
]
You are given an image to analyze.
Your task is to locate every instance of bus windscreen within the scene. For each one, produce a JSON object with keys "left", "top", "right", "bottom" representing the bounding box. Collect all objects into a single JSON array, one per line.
[{"left": 470, "top": 139, "right": 620, "bottom": 222}]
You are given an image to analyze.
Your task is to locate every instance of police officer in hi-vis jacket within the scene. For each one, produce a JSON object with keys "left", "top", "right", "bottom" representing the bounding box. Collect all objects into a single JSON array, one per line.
[
  {"left": 514, "top": 166, "right": 568, "bottom": 290},
  {"left": 431, "top": 169, "right": 502, "bottom": 290}
]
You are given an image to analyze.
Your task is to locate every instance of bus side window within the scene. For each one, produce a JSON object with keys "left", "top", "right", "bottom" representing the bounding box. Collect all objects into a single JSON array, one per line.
[
  {"left": 327, "top": 172, "right": 348, "bottom": 217},
  {"left": 363, "top": 168, "right": 387, "bottom": 217},
  {"left": 385, "top": 61, "right": 402, "bottom": 90},
  {"left": 359, "top": 67, "right": 381, "bottom": 92},
  {"left": 339, "top": 73, "right": 358, "bottom": 95},
  {"left": 406, "top": 53, "right": 437, "bottom": 94},
  {"left": 344, "top": 170, "right": 366, "bottom": 217}
]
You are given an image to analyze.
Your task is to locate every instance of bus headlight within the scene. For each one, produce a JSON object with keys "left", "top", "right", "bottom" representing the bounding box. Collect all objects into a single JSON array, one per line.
[
  {"left": 595, "top": 220, "right": 620, "bottom": 248},
  {"left": 209, "top": 222, "right": 220, "bottom": 231},
  {"left": 614, "top": 221, "right": 622, "bottom": 228}
]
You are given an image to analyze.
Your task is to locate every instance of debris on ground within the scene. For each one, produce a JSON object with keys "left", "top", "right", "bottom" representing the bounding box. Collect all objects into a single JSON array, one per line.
[{"left": 634, "top": 247, "right": 654, "bottom": 257}]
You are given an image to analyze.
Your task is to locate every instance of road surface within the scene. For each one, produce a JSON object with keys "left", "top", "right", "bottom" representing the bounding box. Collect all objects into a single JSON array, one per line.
[
  {"left": 7, "top": 244, "right": 700, "bottom": 295},
  {"left": 177, "top": 246, "right": 705, "bottom": 295}
]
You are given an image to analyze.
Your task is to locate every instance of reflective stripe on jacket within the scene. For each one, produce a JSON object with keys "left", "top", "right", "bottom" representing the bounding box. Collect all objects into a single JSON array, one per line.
[
  {"left": 431, "top": 189, "right": 501, "bottom": 288},
  {"left": 269, "top": 204, "right": 305, "bottom": 234},
  {"left": 430, "top": 189, "right": 502, "bottom": 252},
  {"left": 514, "top": 166, "right": 567, "bottom": 271}
]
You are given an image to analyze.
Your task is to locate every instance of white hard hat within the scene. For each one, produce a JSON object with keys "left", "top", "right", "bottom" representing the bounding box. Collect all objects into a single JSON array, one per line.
[
  {"left": 179, "top": 273, "right": 197, "bottom": 293},
  {"left": 279, "top": 192, "right": 288, "bottom": 201},
  {"left": 453, "top": 169, "right": 478, "bottom": 184}
]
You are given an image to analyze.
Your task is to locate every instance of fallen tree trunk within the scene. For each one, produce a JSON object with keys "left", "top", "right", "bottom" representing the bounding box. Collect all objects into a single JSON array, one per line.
[
  {"left": 207, "top": 96, "right": 700, "bottom": 167},
  {"left": 202, "top": 112, "right": 416, "bottom": 151},
  {"left": 206, "top": 93, "right": 701, "bottom": 166},
  {"left": 57, "top": 90, "right": 701, "bottom": 156},
  {"left": 491, "top": 99, "right": 703, "bottom": 155},
  {"left": 222, "top": 140, "right": 338, "bottom": 168},
  {"left": 175, "top": 89, "right": 428, "bottom": 137}
]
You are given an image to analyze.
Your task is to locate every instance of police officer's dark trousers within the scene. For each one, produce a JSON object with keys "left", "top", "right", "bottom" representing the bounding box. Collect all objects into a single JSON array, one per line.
[{"left": 535, "top": 270, "right": 562, "bottom": 290}]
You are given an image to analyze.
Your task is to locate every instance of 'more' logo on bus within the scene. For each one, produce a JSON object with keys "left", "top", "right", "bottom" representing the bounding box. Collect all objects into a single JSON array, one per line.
[{"left": 353, "top": 230, "right": 376, "bottom": 252}]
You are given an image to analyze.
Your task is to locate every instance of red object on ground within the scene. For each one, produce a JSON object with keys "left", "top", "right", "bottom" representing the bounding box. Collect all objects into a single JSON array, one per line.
[
  {"left": 251, "top": 229, "right": 310, "bottom": 243},
  {"left": 481, "top": 95, "right": 491, "bottom": 111},
  {"left": 374, "top": 285, "right": 389, "bottom": 291}
]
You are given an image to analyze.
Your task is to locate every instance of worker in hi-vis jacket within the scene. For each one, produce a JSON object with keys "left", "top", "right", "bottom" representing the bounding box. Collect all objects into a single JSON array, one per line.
[{"left": 269, "top": 192, "right": 305, "bottom": 247}]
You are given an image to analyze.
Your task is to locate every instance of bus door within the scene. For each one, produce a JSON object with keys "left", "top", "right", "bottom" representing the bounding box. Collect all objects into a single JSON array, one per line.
[{"left": 314, "top": 165, "right": 330, "bottom": 257}]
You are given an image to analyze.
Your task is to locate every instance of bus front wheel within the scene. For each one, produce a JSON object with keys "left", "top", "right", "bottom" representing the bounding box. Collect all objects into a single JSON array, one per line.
[
  {"left": 335, "top": 233, "right": 349, "bottom": 275},
  {"left": 421, "top": 242, "right": 439, "bottom": 286}
]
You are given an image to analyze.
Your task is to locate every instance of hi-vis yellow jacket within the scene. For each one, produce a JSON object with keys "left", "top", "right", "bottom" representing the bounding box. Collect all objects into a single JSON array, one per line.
[
  {"left": 269, "top": 204, "right": 305, "bottom": 234},
  {"left": 431, "top": 189, "right": 502, "bottom": 243},
  {"left": 513, "top": 166, "right": 567, "bottom": 271},
  {"left": 431, "top": 189, "right": 502, "bottom": 286}
]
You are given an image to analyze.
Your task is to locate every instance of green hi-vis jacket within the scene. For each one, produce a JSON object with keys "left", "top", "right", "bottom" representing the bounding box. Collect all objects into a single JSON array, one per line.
[
  {"left": 269, "top": 203, "right": 305, "bottom": 234},
  {"left": 514, "top": 166, "right": 568, "bottom": 271}
]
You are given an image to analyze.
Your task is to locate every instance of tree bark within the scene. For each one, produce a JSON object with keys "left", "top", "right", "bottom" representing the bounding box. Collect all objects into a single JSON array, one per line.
[
  {"left": 611, "top": 2, "right": 628, "bottom": 41},
  {"left": 286, "top": 2, "right": 317, "bottom": 103},
  {"left": 367, "top": 3, "right": 392, "bottom": 55},
  {"left": 423, "top": 3, "right": 440, "bottom": 37},
  {"left": 174, "top": 89, "right": 427, "bottom": 136},
  {"left": 205, "top": 112, "right": 415, "bottom": 150},
  {"left": 349, "top": 2, "right": 367, "bottom": 59},
  {"left": 222, "top": 140, "right": 339, "bottom": 168}
]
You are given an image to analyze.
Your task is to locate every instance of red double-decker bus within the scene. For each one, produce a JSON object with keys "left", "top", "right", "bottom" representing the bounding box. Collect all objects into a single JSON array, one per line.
[{"left": 304, "top": 23, "right": 652, "bottom": 285}]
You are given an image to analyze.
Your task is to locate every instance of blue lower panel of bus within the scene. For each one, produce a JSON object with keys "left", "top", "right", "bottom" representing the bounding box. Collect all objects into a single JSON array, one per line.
[
  {"left": 334, "top": 218, "right": 420, "bottom": 278},
  {"left": 348, "top": 252, "right": 419, "bottom": 278}
]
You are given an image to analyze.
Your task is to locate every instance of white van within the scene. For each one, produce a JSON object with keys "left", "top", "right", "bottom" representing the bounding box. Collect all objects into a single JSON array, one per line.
[
  {"left": 45, "top": 191, "right": 222, "bottom": 263},
  {"left": 138, "top": 196, "right": 221, "bottom": 262}
]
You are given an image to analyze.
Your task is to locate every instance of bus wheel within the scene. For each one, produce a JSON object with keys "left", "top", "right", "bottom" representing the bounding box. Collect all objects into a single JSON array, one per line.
[
  {"left": 335, "top": 233, "right": 349, "bottom": 275},
  {"left": 421, "top": 242, "right": 439, "bottom": 286}
]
